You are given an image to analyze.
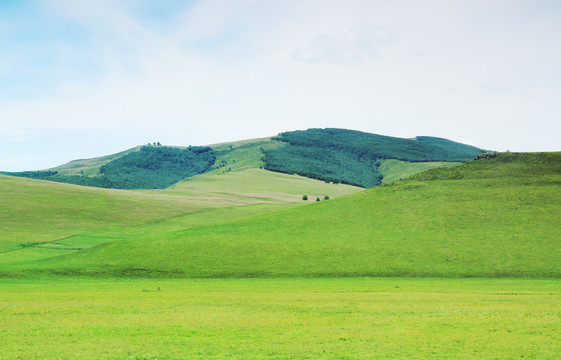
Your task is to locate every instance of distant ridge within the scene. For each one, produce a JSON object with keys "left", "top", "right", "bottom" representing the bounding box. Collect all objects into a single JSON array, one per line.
[{"left": 1, "top": 128, "right": 485, "bottom": 189}]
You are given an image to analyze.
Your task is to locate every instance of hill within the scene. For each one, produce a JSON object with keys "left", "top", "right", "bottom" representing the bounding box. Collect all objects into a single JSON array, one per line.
[
  {"left": 1, "top": 129, "right": 483, "bottom": 189},
  {"left": 5, "top": 152, "right": 560, "bottom": 278}
]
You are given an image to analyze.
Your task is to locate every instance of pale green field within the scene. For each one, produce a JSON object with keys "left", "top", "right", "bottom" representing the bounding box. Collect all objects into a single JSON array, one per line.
[
  {"left": 1, "top": 278, "right": 560, "bottom": 359},
  {"left": 378, "top": 159, "right": 462, "bottom": 184},
  {"left": 205, "top": 137, "right": 284, "bottom": 173},
  {"left": 170, "top": 168, "right": 357, "bottom": 201}
]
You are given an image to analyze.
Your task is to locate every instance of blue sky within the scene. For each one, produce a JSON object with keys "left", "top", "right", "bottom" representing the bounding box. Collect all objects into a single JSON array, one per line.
[{"left": 1, "top": 0, "right": 560, "bottom": 171}]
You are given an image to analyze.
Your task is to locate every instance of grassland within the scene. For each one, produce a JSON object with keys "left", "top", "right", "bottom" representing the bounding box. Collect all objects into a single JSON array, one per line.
[
  {"left": 1, "top": 151, "right": 559, "bottom": 359},
  {"left": 13, "top": 152, "right": 558, "bottom": 278},
  {"left": 1, "top": 278, "right": 560, "bottom": 359},
  {"left": 0, "top": 165, "right": 360, "bottom": 269}
]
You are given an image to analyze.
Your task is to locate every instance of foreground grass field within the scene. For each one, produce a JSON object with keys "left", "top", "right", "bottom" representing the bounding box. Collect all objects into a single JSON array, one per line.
[{"left": 1, "top": 278, "right": 560, "bottom": 359}]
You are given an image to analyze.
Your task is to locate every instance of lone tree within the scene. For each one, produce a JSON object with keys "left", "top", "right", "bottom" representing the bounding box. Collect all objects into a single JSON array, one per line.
[
  {"left": 324, "top": 195, "right": 330, "bottom": 200},
  {"left": 302, "top": 195, "right": 308, "bottom": 201},
  {"left": 316, "top": 197, "right": 320, "bottom": 202}
]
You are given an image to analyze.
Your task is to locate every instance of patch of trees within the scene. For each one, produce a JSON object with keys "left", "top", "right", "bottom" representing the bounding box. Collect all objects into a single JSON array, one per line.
[
  {"left": 413, "top": 136, "right": 487, "bottom": 161},
  {"left": 0, "top": 170, "right": 113, "bottom": 188},
  {"left": 98, "top": 146, "right": 216, "bottom": 189},
  {"left": 474, "top": 152, "right": 498, "bottom": 160},
  {"left": 3, "top": 146, "right": 216, "bottom": 190},
  {"left": 263, "top": 144, "right": 382, "bottom": 188},
  {"left": 262, "top": 128, "right": 484, "bottom": 188},
  {"left": 1, "top": 170, "right": 59, "bottom": 178}
]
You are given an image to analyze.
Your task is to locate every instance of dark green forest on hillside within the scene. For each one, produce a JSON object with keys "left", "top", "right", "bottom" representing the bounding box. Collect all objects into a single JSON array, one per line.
[
  {"left": 263, "top": 145, "right": 383, "bottom": 187},
  {"left": 2, "top": 146, "right": 216, "bottom": 189},
  {"left": 263, "top": 128, "right": 484, "bottom": 187}
]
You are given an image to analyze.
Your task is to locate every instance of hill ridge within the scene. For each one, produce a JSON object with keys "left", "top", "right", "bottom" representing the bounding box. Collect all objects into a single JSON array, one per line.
[{"left": 1, "top": 128, "right": 485, "bottom": 189}]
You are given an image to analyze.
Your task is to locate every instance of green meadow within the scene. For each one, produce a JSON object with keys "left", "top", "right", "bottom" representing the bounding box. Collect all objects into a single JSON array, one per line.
[{"left": 2, "top": 278, "right": 561, "bottom": 360}]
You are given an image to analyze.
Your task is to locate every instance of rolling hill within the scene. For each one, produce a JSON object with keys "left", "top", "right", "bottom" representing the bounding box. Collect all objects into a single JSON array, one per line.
[
  {"left": 3, "top": 151, "right": 559, "bottom": 278},
  {"left": 0, "top": 163, "right": 360, "bottom": 269},
  {"left": 1, "top": 129, "right": 482, "bottom": 189}
]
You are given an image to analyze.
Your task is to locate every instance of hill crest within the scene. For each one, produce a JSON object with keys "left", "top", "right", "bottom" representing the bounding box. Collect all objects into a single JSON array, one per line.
[{"left": 1, "top": 128, "right": 485, "bottom": 189}]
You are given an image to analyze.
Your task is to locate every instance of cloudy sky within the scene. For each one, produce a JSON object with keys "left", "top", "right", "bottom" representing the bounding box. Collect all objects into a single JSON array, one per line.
[{"left": 1, "top": 0, "right": 560, "bottom": 171}]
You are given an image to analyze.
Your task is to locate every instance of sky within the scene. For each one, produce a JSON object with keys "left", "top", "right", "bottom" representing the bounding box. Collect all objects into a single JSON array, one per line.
[{"left": 1, "top": 0, "right": 560, "bottom": 171}]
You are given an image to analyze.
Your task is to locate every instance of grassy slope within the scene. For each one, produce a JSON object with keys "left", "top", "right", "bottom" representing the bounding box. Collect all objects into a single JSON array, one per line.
[
  {"left": 206, "top": 137, "right": 284, "bottom": 173},
  {"left": 172, "top": 169, "right": 355, "bottom": 201},
  {"left": 0, "top": 157, "right": 360, "bottom": 269},
  {"left": 49, "top": 146, "right": 142, "bottom": 176},
  {"left": 378, "top": 159, "right": 462, "bottom": 184},
  {"left": 0, "top": 173, "right": 213, "bottom": 264},
  {"left": 13, "top": 152, "right": 560, "bottom": 278}
]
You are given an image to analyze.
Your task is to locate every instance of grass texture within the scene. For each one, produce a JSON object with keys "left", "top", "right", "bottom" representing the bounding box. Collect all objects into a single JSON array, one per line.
[
  {"left": 0, "top": 166, "right": 360, "bottom": 269},
  {"left": 1, "top": 278, "right": 560, "bottom": 359}
]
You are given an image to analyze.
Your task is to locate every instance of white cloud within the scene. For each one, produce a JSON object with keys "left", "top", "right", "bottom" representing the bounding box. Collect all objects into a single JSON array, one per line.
[{"left": 292, "top": 25, "right": 393, "bottom": 65}]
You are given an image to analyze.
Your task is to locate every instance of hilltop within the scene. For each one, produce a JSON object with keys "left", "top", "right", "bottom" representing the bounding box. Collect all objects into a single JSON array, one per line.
[
  {"left": 264, "top": 128, "right": 483, "bottom": 187},
  {"left": 1, "top": 128, "right": 483, "bottom": 189}
]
